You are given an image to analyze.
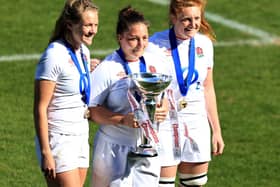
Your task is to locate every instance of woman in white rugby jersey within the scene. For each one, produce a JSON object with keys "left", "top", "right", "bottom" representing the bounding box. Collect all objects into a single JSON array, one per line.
[
  {"left": 147, "top": 0, "right": 225, "bottom": 186},
  {"left": 33, "top": 0, "right": 98, "bottom": 186},
  {"left": 88, "top": 5, "right": 169, "bottom": 187}
]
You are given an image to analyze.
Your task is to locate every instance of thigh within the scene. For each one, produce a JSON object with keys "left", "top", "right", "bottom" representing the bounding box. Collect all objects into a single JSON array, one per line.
[
  {"left": 46, "top": 168, "right": 82, "bottom": 187},
  {"left": 55, "top": 168, "right": 81, "bottom": 187},
  {"left": 160, "top": 165, "right": 177, "bottom": 178},
  {"left": 78, "top": 168, "right": 88, "bottom": 187},
  {"left": 178, "top": 162, "right": 208, "bottom": 174}
]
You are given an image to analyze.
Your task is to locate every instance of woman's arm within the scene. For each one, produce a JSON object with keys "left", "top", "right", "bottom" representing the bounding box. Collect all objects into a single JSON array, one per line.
[
  {"left": 89, "top": 105, "right": 136, "bottom": 128},
  {"left": 204, "top": 68, "right": 225, "bottom": 156},
  {"left": 33, "top": 80, "right": 56, "bottom": 178}
]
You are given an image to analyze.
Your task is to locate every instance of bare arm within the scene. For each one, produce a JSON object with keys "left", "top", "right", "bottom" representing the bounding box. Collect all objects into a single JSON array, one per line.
[
  {"left": 204, "top": 68, "right": 225, "bottom": 156},
  {"left": 89, "top": 105, "right": 136, "bottom": 128},
  {"left": 33, "top": 80, "right": 56, "bottom": 178}
]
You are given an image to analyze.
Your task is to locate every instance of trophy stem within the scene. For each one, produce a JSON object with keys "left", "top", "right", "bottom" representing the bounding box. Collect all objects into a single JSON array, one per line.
[{"left": 143, "top": 97, "right": 156, "bottom": 124}]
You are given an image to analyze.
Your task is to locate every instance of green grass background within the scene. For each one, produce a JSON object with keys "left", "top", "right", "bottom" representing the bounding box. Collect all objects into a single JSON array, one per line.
[{"left": 0, "top": 0, "right": 279, "bottom": 186}]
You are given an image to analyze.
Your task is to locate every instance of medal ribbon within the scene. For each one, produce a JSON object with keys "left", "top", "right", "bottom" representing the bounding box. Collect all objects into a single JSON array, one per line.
[
  {"left": 116, "top": 48, "right": 146, "bottom": 74},
  {"left": 116, "top": 48, "right": 146, "bottom": 102},
  {"left": 169, "top": 27, "right": 197, "bottom": 96},
  {"left": 65, "top": 42, "right": 91, "bottom": 105},
  {"left": 167, "top": 89, "right": 181, "bottom": 158}
]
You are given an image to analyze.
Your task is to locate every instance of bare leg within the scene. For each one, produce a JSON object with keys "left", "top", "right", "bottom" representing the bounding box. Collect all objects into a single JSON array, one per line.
[
  {"left": 178, "top": 162, "right": 208, "bottom": 187},
  {"left": 159, "top": 165, "right": 177, "bottom": 187},
  {"left": 46, "top": 168, "right": 87, "bottom": 187}
]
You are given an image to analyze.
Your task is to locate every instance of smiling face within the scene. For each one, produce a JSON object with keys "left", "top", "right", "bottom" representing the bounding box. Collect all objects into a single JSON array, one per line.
[
  {"left": 118, "top": 22, "right": 149, "bottom": 61},
  {"left": 70, "top": 9, "right": 99, "bottom": 49},
  {"left": 171, "top": 6, "right": 201, "bottom": 40}
]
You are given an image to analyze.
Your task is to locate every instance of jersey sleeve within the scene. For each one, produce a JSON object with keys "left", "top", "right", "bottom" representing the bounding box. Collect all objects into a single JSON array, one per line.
[
  {"left": 35, "top": 43, "right": 64, "bottom": 81},
  {"left": 204, "top": 37, "right": 214, "bottom": 68},
  {"left": 89, "top": 60, "right": 111, "bottom": 107}
]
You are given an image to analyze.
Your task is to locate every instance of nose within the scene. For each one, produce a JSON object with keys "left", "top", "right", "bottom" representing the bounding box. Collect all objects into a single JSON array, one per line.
[
  {"left": 190, "top": 19, "right": 196, "bottom": 28},
  {"left": 90, "top": 25, "right": 98, "bottom": 35},
  {"left": 138, "top": 39, "right": 143, "bottom": 47},
  {"left": 137, "top": 38, "right": 146, "bottom": 48}
]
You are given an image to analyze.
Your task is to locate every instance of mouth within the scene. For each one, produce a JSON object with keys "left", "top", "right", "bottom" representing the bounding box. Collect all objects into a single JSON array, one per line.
[
  {"left": 83, "top": 33, "right": 94, "bottom": 41},
  {"left": 184, "top": 27, "right": 194, "bottom": 32},
  {"left": 132, "top": 48, "right": 145, "bottom": 54}
]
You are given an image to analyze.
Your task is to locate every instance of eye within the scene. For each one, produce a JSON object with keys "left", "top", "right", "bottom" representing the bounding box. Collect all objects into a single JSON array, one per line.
[
  {"left": 181, "top": 17, "right": 191, "bottom": 23},
  {"left": 194, "top": 16, "right": 201, "bottom": 21},
  {"left": 83, "top": 24, "right": 92, "bottom": 29},
  {"left": 127, "top": 37, "right": 138, "bottom": 41}
]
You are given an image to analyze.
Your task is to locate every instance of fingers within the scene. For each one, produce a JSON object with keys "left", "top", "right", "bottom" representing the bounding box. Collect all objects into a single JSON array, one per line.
[
  {"left": 132, "top": 118, "right": 140, "bottom": 128},
  {"left": 42, "top": 168, "right": 56, "bottom": 179},
  {"left": 90, "top": 58, "right": 101, "bottom": 72},
  {"left": 121, "top": 113, "right": 140, "bottom": 128},
  {"left": 154, "top": 108, "right": 168, "bottom": 122},
  {"left": 212, "top": 141, "right": 225, "bottom": 156},
  {"left": 155, "top": 98, "right": 168, "bottom": 122}
]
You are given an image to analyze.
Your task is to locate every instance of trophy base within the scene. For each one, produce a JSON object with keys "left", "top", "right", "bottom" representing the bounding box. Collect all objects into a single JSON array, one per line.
[{"left": 129, "top": 144, "right": 158, "bottom": 157}]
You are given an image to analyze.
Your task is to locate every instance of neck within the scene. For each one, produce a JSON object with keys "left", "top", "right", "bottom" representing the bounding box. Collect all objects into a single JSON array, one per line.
[
  {"left": 65, "top": 37, "right": 80, "bottom": 51},
  {"left": 173, "top": 28, "right": 190, "bottom": 40},
  {"left": 126, "top": 58, "right": 139, "bottom": 62},
  {"left": 176, "top": 35, "right": 190, "bottom": 41}
]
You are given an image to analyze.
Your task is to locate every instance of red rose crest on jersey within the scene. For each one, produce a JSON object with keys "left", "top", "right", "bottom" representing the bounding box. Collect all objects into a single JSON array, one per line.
[
  {"left": 196, "top": 47, "right": 204, "bottom": 57},
  {"left": 149, "top": 65, "right": 156, "bottom": 73}
]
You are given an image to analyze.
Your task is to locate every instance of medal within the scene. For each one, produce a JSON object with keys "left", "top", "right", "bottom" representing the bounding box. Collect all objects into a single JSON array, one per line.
[
  {"left": 179, "top": 98, "right": 187, "bottom": 110},
  {"left": 84, "top": 108, "right": 90, "bottom": 119}
]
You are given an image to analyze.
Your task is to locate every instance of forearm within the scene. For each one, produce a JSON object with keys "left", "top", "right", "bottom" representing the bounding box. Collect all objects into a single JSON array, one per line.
[
  {"left": 89, "top": 105, "right": 130, "bottom": 126},
  {"left": 34, "top": 107, "right": 51, "bottom": 155}
]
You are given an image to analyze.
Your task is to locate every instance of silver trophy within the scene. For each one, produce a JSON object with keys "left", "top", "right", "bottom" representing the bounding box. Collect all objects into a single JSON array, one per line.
[{"left": 129, "top": 72, "right": 172, "bottom": 157}]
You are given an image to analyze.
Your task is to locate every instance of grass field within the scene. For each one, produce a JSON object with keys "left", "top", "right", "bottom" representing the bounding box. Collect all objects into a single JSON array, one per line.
[{"left": 0, "top": 0, "right": 279, "bottom": 186}]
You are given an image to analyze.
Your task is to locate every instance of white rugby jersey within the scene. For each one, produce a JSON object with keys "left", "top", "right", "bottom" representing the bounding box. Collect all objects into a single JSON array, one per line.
[
  {"left": 35, "top": 40, "right": 90, "bottom": 135},
  {"left": 148, "top": 29, "right": 214, "bottom": 116},
  {"left": 89, "top": 50, "right": 169, "bottom": 145}
]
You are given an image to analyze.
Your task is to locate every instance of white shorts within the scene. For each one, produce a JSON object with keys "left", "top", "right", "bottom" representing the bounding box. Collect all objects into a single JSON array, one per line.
[
  {"left": 35, "top": 132, "right": 89, "bottom": 173},
  {"left": 158, "top": 115, "right": 211, "bottom": 166},
  {"left": 91, "top": 131, "right": 160, "bottom": 187}
]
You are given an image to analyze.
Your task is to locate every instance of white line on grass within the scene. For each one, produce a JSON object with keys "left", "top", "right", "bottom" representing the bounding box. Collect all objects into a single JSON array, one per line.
[
  {"left": 0, "top": 49, "right": 115, "bottom": 62},
  {"left": 1, "top": 1, "right": 279, "bottom": 62},
  {"left": 147, "top": 0, "right": 278, "bottom": 43},
  {"left": 205, "top": 12, "right": 277, "bottom": 41}
]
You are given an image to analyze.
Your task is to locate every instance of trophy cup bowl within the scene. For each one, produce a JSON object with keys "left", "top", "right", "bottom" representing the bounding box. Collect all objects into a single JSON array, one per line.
[{"left": 129, "top": 72, "right": 172, "bottom": 157}]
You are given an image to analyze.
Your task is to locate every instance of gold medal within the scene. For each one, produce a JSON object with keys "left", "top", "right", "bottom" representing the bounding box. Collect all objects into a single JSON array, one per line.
[
  {"left": 84, "top": 108, "right": 90, "bottom": 119},
  {"left": 179, "top": 99, "right": 187, "bottom": 109}
]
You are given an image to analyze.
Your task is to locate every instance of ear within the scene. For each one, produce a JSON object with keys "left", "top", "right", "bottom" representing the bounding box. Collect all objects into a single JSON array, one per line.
[{"left": 117, "top": 34, "right": 122, "bottom": 42}]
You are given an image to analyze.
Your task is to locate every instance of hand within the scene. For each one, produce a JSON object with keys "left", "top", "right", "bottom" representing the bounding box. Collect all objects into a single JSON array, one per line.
[
  {"left": 212, "top": 132, "right": 225, "bottom": 156},
  {"left": 41, "top": 152, "right": 56, "bottom": 179},
  {"left": 90, "top": 58, "right": 101, "bottom": 72},
  {"left": 154, "top": 98, "right": 168, "bottom": 123},
  {"left": 120, "top": 113, "right": 140, "bottom": 128}
]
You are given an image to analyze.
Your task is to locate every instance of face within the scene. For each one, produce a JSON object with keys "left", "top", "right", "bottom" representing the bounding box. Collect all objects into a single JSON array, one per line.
[
  {"left": 118, "top": 23, "right": 148, "bottom": 61},
  {"left": 172, "top": 6, "right": 201, "bottom": 39},
  {"left": 70, "top": 9, "right": 99, "bottom": 49}
]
